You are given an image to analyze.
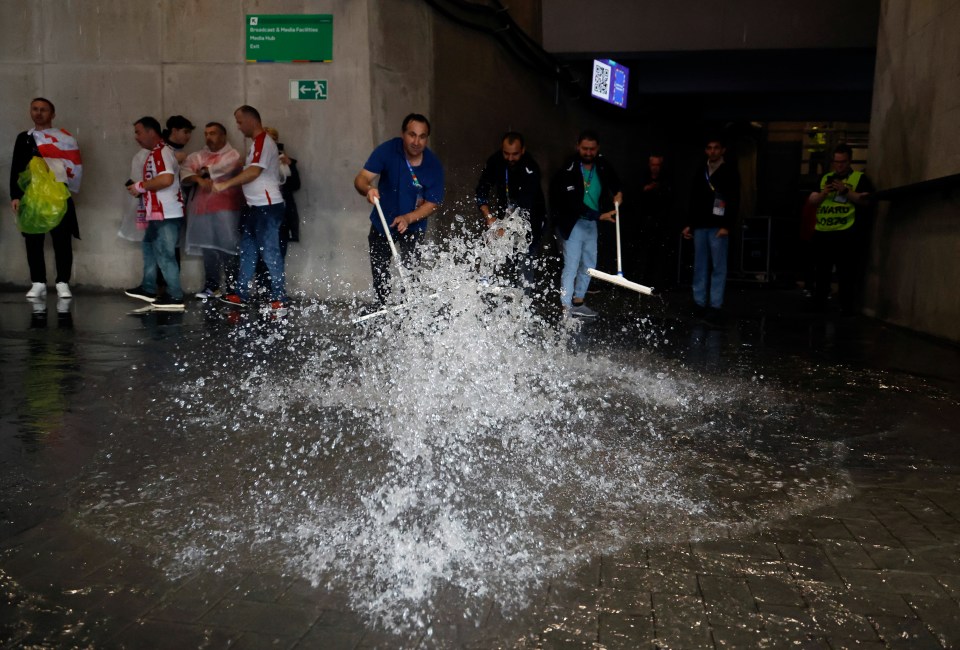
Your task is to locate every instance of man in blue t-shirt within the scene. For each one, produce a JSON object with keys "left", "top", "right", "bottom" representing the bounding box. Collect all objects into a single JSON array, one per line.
[{"left": 354, "top": 113, "right": 445, "bottom": 304}]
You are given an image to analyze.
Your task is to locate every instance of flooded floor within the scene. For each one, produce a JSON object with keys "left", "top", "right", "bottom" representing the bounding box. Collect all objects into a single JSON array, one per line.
[{"left": 1, "top": 282, "right": 959, "bottom": 649}]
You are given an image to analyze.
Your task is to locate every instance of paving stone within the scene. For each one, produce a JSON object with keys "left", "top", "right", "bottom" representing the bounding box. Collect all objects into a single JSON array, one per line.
[
  {"left": 231, "top": 571, "right": 296, "bottom": 604},
  {"left": 809, "top": 606, "right": 879, "bottom": 641},
  {"left": 647, "top": 546, "right": 698, "bottom": 573},
  {"left": 747, "top": 574, "right": 806, "bottom": 607},
  {"left": 831, "top": 589, "right": 915, "bottom": 619},
  {"left": 692, "top": 539, "right": 780, "bottom": 561},
  {"left": 843, "top": 519, "right": 905, "bottom": 548},
  {"left": 873, "top": 512, "right": 941, "bottom": 546},
  {"left": 692, "top": 548, "right": 745, "bottom": 575},
  {"left": 597, "top": 611, "right": 655, "bottom": 649},
  {"left": 699, "top": 575, "right": 758, "bottom": 626},
  {"left": 925, "top": 491, "right": 960, "bottom": 520},
  {"left": 910, "top": 544, "right": 960, "bottom": 575},
  {"left": 778, "top": 544, "right": 845, "bottom": 586},
  {"left": 599, "top": 560, "right": 651, "bottom": 590},
  {"left": 738, "top": 557, "right": 794, "bottom": 579},
  {"left": 807, "top": 517, "right": 858, "bottom": 541},
  {"left": 645, "top": 571, "right": 700, "bottom": 596},
  {"left": 840, "top": 568, "right": 949, "bottom": 597},
  {"left": 824, "top": 638, "right": 886, "bottom": 649},
  {"left": 595, "top": 585, "right": 649, "bottom": 615},
  {"left": 709, "top": 624, "right": 770, "bottom": 649},
  {"left": 820, "top": 539, "right": 877, "bottom": 569},
  {"left": 861, "top": 545, "right": 930, "bottom": 572},
  {"left": 870, "top": 614, "right": 943, "bottom": 650},
  {"left": 758, "top": 602, "right": 818, "bottom": 637},
  {"left": 651, "top": 592, "right": 712, "bottom": 650},
  {"left": 800, "top": 588, "right": 885, "bottom": 639},
  {"left": 295, "top": 610, "right": 367, "bottom": 649},
  {"left": 904, "top": 594, "right": 960, "bottom": 648},
  {"left": 531, "top": 602, "right": 602, "bottom": 648},
  {"left": 111, "top": 619, "right": 238, "bottom": 649},
  {"left": 200, "top": 598, "right": 320, "bottom": 637},
  {"left": 936, "top": 574, "right": 960, "bottom": 600}
]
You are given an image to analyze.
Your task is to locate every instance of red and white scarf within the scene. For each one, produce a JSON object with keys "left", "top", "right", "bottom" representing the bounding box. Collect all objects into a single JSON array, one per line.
[{"left": 31, "top": 128, "right": 83, "bottom": 193}]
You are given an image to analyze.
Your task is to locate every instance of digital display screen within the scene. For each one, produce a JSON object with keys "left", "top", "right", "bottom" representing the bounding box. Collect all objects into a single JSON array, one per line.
[{"left": 591, "top": 59, "right": 629, "bottom": 109}]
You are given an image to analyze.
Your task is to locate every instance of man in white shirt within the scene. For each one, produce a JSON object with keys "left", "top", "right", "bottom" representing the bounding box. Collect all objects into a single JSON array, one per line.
[
  {"left": 214, "top": 105, "right": 287, "bottom": 311},
  {"left": 124, "top": 116, "right": 185, "bottom": 311}
]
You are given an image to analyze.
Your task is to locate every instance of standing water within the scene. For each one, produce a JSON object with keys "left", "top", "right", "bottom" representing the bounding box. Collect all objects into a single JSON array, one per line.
[{"left": 73, "top": 217, "right": 852, "bottom": 641}]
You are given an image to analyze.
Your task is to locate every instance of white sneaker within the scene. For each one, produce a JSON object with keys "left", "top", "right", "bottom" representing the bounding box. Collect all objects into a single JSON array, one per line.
[
  {"left": 26, "top": 282, "right": 46, "bottom": 299},
  {"left": 56, "top": 282, "right": 72, "bottom": 298}
]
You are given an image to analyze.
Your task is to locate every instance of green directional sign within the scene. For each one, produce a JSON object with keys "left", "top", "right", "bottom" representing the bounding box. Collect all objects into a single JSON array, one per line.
[
  {"left": 246, "top": 14, "right": 333, "bottom": 62},
  {"left": 289, "top": 80, "right": 328, "bottom": 101}
]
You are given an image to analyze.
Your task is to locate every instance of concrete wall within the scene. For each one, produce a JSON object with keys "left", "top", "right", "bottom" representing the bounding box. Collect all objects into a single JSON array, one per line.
[
  {"left": 864, "top": 0, "right": 960, "bottom": 342},
  {"left": 0, "top": 0, "right": 432, "bottom": 298},
  {"left": 542, "top": 0, "right": 879, "bottom": 53}
]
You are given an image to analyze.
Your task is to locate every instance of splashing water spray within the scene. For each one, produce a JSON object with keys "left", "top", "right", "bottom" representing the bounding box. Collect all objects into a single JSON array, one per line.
[{"left": 77, "top": 206, "right": 852, "bottom": 642}]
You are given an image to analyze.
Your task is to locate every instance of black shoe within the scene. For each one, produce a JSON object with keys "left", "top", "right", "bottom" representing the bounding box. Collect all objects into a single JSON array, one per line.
[
  {"left": 124, "top": 286, "right": 157, "bottom": 303},
  {"left": 706, "top": 307, "right": 725, "bottom": 325},
  {"left": 153, "top": 295, "right": 185, "bottom": 311}
]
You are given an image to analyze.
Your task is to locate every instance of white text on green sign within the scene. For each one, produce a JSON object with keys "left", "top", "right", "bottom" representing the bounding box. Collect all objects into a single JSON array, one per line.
[{"left": 246, "top": 15, "right": 333, "bottom": 63}]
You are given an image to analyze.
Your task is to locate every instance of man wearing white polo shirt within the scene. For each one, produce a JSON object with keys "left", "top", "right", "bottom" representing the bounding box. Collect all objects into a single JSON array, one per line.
[{"left": 215, "top": 105, "right": 287, "bottom": 311}]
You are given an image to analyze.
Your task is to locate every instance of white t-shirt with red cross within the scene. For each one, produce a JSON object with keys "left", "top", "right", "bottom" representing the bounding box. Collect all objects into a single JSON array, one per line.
[
  {"left": 241, "top": 132, "right": 284, "bottom": 207},
  {"left": 142, "top": 143, "right": 184, "bottom": 220}
]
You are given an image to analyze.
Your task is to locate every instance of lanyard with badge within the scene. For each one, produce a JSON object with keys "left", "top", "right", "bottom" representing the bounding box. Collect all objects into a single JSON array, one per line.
[
  {"left": 405, "top": 157, "right": 425, "bottom": 208},
  {"left": 706, "top": 168, "right": 726, "bottom": 217},
  {"left": 504, "top": 166, "right": 517, "bottom": 212},
  {"left": 581, "top": 163, "right": 595, "bottom": 197}
]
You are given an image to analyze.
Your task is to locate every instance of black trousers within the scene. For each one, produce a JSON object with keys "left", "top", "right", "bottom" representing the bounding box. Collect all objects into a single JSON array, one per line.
[
  {"left": 813, "top": 227, "right": 864, "bottom": 312},
  {"left": 368, "top": 226, "right": 424, "bottom": 304},
  {"left": 24, "top": 216, "right": 74, "bottom": 284}
]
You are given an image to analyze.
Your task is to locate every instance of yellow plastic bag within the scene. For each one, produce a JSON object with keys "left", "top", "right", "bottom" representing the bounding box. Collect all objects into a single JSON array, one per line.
[{"left": 17, "top": 157, "right": 70, "bottom": 234}]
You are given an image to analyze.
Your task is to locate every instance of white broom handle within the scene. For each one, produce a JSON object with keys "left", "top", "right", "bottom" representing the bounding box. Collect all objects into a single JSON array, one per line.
[
  {"left": 374, "top": 197, "right": 400, "bottom": 260},
  {"left": 614, "top": 201, "right": 623, "bottom": 276}
]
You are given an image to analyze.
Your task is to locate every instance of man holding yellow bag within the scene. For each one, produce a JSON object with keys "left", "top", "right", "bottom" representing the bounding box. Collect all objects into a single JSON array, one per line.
[{"left": 9, "top": 97, "right": 83, "bottom": 300}]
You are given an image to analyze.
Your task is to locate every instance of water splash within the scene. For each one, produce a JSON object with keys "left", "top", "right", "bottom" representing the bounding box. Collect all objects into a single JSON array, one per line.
[{"left": 74, "top": 216, "right": 852, "bottom": 639}]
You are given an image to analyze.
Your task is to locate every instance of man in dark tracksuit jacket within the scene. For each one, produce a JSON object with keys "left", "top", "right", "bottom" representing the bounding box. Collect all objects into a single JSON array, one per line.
[
  {"left": 682, "top": 138, "right": 740, "bottom": 316},
  {"left": 549, "top": 130, "right": 622, "bottom": 318},
  {"left": 475, "top": 131, "right": 546, "bottom": 288}
]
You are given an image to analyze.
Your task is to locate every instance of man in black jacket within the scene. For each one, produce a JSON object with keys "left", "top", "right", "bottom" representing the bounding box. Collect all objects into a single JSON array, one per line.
[
  {"left": 682, "top": 137, "right": 740, "bottom": 318},
  {"left": 549, "top": 130, "right": 622, "bottom": 318},
  {"left": 475, "top": 131, "right": 545, "bottom": 288}
]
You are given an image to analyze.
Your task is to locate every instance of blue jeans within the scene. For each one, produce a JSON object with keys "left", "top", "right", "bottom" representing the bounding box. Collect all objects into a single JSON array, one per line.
[
  {"left": 560, "top": 219, "right": 597, "bottom": 307},
  {"left": 692, "top": 227, "right": 729, "bottom": 308},
  {"left": 237, "top": 204, "right": 286, "bottom": 301},
  {"left": 142, "top": 219, "right": 183, "bottom": 299}
]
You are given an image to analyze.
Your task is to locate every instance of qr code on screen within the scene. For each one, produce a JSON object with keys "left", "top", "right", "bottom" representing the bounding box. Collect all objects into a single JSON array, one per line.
[{"left": 592, "top": 61, "right": 611, "bottom": 99}]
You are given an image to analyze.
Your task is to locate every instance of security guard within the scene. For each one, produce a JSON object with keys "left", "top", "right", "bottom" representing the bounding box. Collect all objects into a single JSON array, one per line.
[{"left": 807, "top": 144, "right": 874, "bottom": 313}]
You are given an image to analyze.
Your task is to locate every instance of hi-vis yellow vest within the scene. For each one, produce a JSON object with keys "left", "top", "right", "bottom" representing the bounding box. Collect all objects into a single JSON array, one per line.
[{"left": 815, "top": 170, "right": 863, "bottom": 232}]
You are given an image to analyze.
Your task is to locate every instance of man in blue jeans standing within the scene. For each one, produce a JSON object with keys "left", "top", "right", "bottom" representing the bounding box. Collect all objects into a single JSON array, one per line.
[
  {"left": 215, "top": 105, "right": 287, "bottom": 312},
  {"left": 550, "top": 130, "right": 622, "bottom": 318},
  {"left": 124, "top": 116, "right": 186, "bottom": 311},
  {"left": 682, "top": 137, "right": 740, "bottom": 322}
]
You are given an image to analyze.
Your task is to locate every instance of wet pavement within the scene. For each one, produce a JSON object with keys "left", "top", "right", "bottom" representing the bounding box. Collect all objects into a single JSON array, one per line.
[{"left": 2, "top": 284, "right": 960, "bottom": 649}]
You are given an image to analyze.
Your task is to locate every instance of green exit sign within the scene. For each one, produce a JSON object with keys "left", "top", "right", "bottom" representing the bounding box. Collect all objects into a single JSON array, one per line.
[
  {"left": 290, "top": 80, "right": 328, "bottom": 101},
  {"left": 246, "top": 14, "right": 333, "bottom": 62}
]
